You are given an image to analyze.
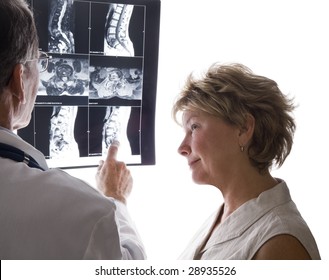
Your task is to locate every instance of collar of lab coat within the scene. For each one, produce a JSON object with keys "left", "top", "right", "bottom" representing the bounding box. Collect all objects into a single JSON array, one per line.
[{"left": 0, "top": 127, "right": 49, "bottom": 171}]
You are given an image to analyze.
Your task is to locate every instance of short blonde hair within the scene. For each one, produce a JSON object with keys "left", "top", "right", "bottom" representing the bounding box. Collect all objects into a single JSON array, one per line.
[{"left": 173, "top": 63, "right": 296, "bottom": 172}]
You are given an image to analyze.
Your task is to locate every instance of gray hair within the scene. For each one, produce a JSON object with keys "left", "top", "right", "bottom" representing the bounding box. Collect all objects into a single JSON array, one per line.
[{"left": 0, "top": 0, "right": 39, "bottom": 92}]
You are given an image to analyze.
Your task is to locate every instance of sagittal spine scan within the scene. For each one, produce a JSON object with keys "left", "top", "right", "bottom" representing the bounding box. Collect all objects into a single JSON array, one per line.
[
  {"left": 50, "top": 106, "right": 79, "bottom": 158},
  {"left": 104, "top": 4, "right": 134, "bottom": 56},
  {"left": 102, "top": 106, "right": 132, "bottom": 156},
  {"left": 48, "top": 0, "right": 75, "bottom": 53}
]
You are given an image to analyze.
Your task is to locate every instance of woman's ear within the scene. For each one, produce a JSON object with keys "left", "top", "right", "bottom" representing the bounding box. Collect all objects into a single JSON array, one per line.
[
  {"left": 8, "top": 64, "right": 26, "bottom": 104},
  {"left": 238, "top": 113, "right": 255, "bottom": 147}
]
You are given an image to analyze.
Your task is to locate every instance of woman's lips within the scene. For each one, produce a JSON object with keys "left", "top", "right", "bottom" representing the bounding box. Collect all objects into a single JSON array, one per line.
[{"left": 189, "top": 159, "right": 200, "bottom": 168}]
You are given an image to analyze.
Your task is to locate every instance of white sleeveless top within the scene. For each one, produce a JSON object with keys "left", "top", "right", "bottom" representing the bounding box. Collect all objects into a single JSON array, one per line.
[{"left": 179, "top": 180, "right": 321, "bottom": 260}]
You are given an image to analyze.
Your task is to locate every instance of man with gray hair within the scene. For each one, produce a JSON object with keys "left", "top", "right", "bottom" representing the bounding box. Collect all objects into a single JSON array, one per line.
[{"left": 0, "top": 0, "right": 145, "bottom": 260}]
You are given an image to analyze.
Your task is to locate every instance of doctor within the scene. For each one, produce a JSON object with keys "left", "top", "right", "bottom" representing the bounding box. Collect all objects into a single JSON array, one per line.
[{"left": 0, "top": 0, "right": 145, "bottom": 260}]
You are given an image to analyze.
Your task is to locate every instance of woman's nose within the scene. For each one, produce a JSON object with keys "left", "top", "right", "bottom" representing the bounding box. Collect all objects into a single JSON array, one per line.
[{"left": 178, "top": 138, "right": 190, "bottom": 157}]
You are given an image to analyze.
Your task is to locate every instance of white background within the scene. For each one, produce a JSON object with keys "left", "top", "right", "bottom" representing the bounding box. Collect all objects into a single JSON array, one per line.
[{"left": 67, "top": 0, "right": 329, "bottom": 261}]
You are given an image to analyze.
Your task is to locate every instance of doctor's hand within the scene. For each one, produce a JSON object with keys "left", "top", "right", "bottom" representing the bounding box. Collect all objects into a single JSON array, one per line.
[{"left": 96, "top": 141, "right": 132, "bottom": 205}]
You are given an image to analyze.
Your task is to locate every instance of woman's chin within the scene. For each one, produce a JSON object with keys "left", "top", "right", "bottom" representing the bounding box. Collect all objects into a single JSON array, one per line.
[{"left": 191, "top": 173, "right": 208, "bottom": 185}]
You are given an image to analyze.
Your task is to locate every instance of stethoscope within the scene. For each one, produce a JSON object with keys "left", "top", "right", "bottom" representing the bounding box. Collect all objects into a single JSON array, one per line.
[{"left": 0, "top": 142, "right": 45, "bottom": 171}]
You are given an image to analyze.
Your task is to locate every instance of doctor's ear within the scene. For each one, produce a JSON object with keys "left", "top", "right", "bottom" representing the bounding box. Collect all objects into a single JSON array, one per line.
[
  {"left": 238, "top": 113, "right": 255, "bottom": 144},
  {"left": 8, "top": 64, "right": 26, "bottom": 104}
]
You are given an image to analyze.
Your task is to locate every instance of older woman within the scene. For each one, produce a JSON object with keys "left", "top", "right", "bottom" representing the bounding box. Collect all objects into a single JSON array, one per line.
[{"left": 173, "top": 63, "right": 320, "bottom": 260}]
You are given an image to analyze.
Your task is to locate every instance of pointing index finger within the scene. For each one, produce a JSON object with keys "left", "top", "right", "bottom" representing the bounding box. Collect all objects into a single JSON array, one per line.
[{"left": 107, "top": 140, "right": 120, "bottom": 160}]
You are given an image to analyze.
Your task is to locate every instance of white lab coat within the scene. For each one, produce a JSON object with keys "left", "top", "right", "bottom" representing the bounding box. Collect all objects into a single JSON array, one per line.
[{"left": 0, "top": 127, "right": 146, "bottom": 260}]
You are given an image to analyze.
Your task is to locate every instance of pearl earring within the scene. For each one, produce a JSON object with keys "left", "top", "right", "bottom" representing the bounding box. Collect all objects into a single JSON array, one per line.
[{"left": 240, "top": 146, "right": 245, "bottom": 152}]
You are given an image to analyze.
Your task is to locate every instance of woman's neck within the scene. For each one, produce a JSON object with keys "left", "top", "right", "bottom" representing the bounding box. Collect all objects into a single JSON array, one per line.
[{"left": 218, "top": 170, "right": 278, "bottom": 223}]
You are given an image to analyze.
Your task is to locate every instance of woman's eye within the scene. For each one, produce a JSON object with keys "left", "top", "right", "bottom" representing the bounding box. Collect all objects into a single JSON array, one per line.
[{"left": 191, "top": 124, "right": 198, "bottom": 131}]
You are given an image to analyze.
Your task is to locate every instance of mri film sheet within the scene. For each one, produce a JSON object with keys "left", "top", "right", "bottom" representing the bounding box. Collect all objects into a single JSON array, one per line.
[{"left": 20, "top": 0, "right": 160, "bottom": 168}]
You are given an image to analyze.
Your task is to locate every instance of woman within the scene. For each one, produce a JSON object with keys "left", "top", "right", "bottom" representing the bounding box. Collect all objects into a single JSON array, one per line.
[{"left": 173, "top": 63, "right": 320, "bottom": 260}]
